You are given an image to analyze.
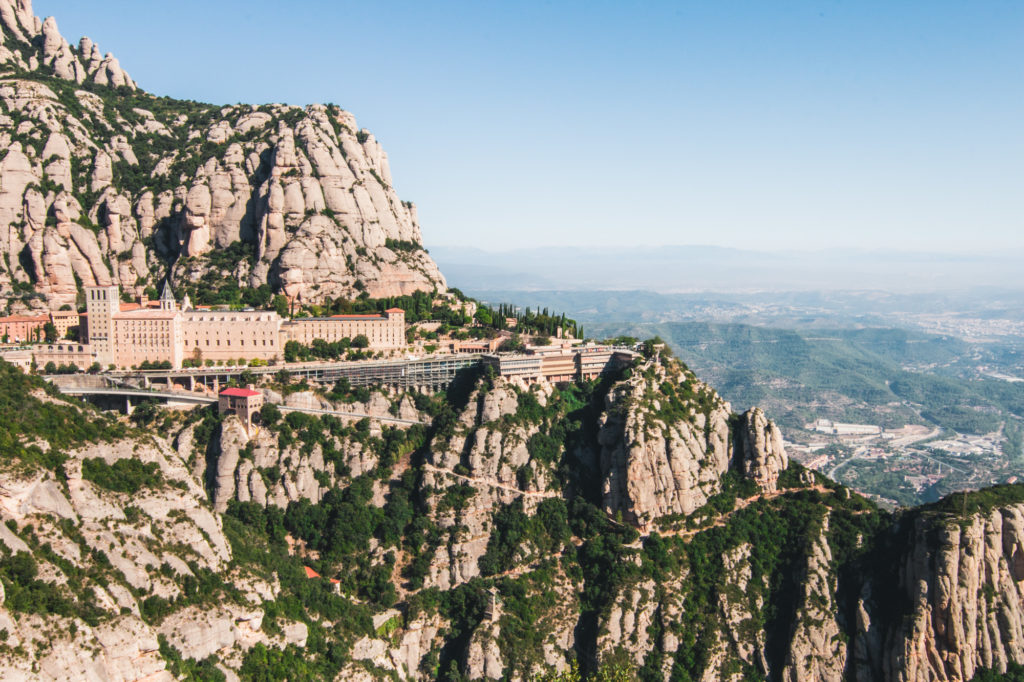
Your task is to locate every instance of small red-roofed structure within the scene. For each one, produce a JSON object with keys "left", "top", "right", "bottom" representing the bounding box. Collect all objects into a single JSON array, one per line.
[
  {"left": 220, "top": 387, "right": 261, "bottom": 398},
  {"left": 218, "top": 385, "right": 263, "bottom": 434},
  {"left": 304, "top": 566, "right": 321, "bottom": 579}
]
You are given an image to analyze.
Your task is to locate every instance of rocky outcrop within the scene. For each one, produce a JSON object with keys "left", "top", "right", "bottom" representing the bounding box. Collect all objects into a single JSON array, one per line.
[
  {"left": 349, "top": 613, "right": 445, "bottom": 680},
  {"left": 0, "top": 432, "right": 276, "bottom": 678},
  {"left": 733, "top": 407, "right": 788, "bottom": 493},
  {"left": 464, "top": 617, "right": 505, "bottom": 681},
  {"left": 422, "top": 378, "right": 557, "bottom": 591},
  {"left": 158, "top": 606, "right": 267, "bottom": 661},
  {"left": 0, "top": 613, "right": 172, "bottom": 682},
  {"left": 0, "top": 2, "right": 135, "bottom": 89},
  {"left": 212, "top": 414, "right": 250, "bottom": 512},
  {"left": 781, "top": 516, "right": 846, "bottom": 682},
  {"left": 0, "top": 375, "right": 307, "bottom": 679},
  {"left": 11, "top": 349, "right": 1024, "bottom": 682},
  {"left": 0, "top": 0, "right": 444, "bottom": 311},
  {"left": 599, "top": 361, "right": 732, "bottom": 528},
  {"left": 597, "top": 578, "right": 661, "bottom": 669},
  {"left": 714, "top": 543, "right": 769, "bottom": 678},
  {"left": 206, "top": 387, "right": 427, "bottom": 511},
  {"left": 854, "top": 504, "right": 1024, "bottom": 682}
]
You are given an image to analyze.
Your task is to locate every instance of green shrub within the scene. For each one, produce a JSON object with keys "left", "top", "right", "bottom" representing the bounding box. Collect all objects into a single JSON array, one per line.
[{"left": 81, "top": 457, "right": 163, "bottom": 494}]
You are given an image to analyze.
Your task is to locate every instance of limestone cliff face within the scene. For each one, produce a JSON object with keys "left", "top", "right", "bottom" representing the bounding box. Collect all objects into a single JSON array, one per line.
[
  {"left": 781, "top": 515, "right": 847, "bottom": 682},
  {"left": 186, "top": 387, "right": 427, "bottom": 512},
  {"left": 0, "top": 1, "right": 136, "bottom": 90},
  {"left": 854, "top": 503, "right": 1024, "bottom": 682},
  {"left": 0, "top": 414, "right": 303, "bottom": 679},
  {"left": 13, "top": 359, "right": 1024, "bottom": 681},
  {"left": 0, "top": 0, "right": 445, "bottom": 311},
  {"left": 734, "top": 406, "right": 788, "bottom": 493},
  {"left": 597, "top": 359, "right": 790, "bottom": 529},
  {"left": 598, "top": 361, "right": 733, "bottom": 528},
  {"left": 422, "top": 378, "right": 559, "bottom": 591}
]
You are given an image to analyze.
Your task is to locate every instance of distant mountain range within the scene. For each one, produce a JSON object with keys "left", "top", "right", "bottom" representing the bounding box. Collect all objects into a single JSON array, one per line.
[{"left": 429, "top": 244, "right": 1023, "bottom": 293}]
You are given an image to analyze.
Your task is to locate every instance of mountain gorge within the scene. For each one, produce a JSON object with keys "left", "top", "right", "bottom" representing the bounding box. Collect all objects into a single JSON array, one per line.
[
  {"left": 2, "top": 3, "right": 1024, "bottom": 682},
  {"left": 0, "top": 0, "right": 444, "bottom": 313}
]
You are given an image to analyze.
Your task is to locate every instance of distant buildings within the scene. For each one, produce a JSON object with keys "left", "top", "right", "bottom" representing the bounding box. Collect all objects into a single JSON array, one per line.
[
  {"left": 14, "top": 284, "right": 622, "bottom": 385},
  {"left": 444, "top": 337, "right": 504, "bottom": 354},
  {"left": 810, "top": 418, "right": 883, "bottom": 436},
  {"left": 50, "top": 309, "right": 81, "bottom": 339},
  {"left": 0, "top": 308, "right": 83, "bottom": 345},
  {"left": 283, "top": 309, "right": 405, "bottom": 350}
]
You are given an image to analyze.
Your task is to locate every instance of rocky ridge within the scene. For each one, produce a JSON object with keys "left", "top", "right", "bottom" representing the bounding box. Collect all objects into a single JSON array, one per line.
[
  {"left": 0, "top": 0, "right": 445, "bottom": 313},
  {"left": 5, "top": 350, "right": 1024, "bottom": 680},
  {"left": 188, "top": 385, "right": 428, "bottom": 513}
]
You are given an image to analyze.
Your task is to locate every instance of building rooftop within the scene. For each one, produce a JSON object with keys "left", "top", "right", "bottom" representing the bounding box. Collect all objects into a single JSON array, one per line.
[
  {"left": 118, "top": 301, "right": 161, "bottom": 313},
  {"left": 0, "top": 314, "right": 49, "bottom": 323},
  {"left": 220, "top": 388, "right": 261, "bottom": 398},
  {"left": 113, "top": 309, "right": 178, "bottom": 320},
  {"left": 385, "top": 308, "right": 405, "bottom": 314}
]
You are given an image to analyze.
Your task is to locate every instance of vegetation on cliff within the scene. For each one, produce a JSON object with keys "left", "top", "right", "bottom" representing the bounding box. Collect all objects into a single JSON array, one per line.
[{"left": 6, "top": 342, "right": 1024, "bottom": 681}]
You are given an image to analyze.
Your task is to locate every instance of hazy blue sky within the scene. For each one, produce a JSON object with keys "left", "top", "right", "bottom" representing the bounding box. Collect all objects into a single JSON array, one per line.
[{"left": 36, "top": 1, "right": 1023, "bottom": 253}]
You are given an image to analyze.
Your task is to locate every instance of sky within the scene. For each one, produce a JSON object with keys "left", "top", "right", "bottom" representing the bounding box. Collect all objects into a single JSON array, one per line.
[{"left": 35, "top": 0, "right": 1024, "bottom": 254}]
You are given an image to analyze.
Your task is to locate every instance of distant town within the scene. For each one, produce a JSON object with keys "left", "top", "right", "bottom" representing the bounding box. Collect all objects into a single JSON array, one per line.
[{"left": 787, "top": 418, "right": 1009, "bottom": 508}]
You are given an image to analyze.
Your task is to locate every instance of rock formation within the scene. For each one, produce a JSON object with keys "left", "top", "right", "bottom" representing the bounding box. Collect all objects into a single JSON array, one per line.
[
  {"left": 781, "top": 515, "right": 847, "bottom": 682},
  {"left": 734, "top": 406, "right": 788, "bottom": 492},
  {"left": 854, "top": 503, "right": 1024, "bottom": 681},
  {"left": 5, "top": 3, "right": 1024, "bottom": 680},
  {"left": 7, "top": 347, "right": 1024, "bottom": 680},
  {"left": 0, "top": 0, "right": 445, "bottom": 313},
  {"left": 0, "top": 395, "right": 298, "bottom": 680},
  {"left": 599, "top": 359, "right": 733, "bottom": 528}
]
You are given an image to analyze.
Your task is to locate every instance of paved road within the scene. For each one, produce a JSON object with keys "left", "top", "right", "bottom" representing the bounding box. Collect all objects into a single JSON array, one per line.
[
  {"left": 58, "top": 386, "right": 216, "bottom": 404},
  {"left": 889, "top": 426, "right": 943, "bottom": 448},
  {"left": 57, "top": 384, "right": 430, "bottom": 426},
  {"left": 827, "top": 445, "right": 869, "bottom": 480}
]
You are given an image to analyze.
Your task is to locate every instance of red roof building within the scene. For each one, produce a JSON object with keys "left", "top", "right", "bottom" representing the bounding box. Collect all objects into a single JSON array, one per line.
[
  {"left": 218, "top": 385, "right": 263, "bottom": 434},
  {"left": 220, "top": 387, "right": 261, "bottom": 398}
]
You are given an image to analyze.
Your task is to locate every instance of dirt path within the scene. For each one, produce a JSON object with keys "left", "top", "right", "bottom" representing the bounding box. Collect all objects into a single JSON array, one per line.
[
  {"left": 422, "top": 463, "right": 559, "bottom": 499},
  {"left": 651, "top": 484, "right": 836, "bottom": 542}
]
